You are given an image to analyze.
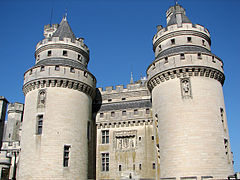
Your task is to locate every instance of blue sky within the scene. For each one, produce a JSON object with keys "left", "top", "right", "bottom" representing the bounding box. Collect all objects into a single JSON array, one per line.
[{"left": 0, "top": 0, "right": 239, "bottom": 172}]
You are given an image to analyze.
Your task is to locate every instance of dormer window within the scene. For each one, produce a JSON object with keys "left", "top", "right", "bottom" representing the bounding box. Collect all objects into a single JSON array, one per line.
[
  {"left": 47, "top": 50, "right": 52, "bottom": 57},
  {"left": 63, "top": 50, "right": 68, "bottom": 56},
  {"left": 171, "top": 39, "right": 175, "bottom": 45}
]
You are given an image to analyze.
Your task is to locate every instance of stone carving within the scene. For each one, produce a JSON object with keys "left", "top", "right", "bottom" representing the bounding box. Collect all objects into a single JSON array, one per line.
[
  {"left": 113, "top": 130, "right": 137, "bottom": 151},
  {"left": 38, "top": 89, "right": 46, "bottom": 107},
  {"left": 180, "top": 78, "right": 192, "bottom": 98}
]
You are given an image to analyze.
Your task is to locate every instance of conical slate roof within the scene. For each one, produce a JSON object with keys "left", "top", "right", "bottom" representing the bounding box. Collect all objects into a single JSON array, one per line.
[{"left": 52, "top": 17, "right": 76, "bottom": 42}]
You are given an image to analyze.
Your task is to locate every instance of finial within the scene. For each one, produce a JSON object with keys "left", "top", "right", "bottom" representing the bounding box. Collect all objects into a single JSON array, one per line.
[
  {"left": 64, "top": 8, "right": 67, "bottom": 20},
  {"left": 130, "top": 72, "right": 134, "bottom": 84},
  {"left": 175, "top": 0, "right": 179, "bottom": 5}
]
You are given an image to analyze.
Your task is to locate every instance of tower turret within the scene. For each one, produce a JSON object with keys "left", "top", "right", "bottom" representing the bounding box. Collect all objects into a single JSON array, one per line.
[
  {"left": 18, "top": 17, "right": 96, "bottom": 179},
  {"left": 147, "top": 3, "right": 234, "bottom": 180}
]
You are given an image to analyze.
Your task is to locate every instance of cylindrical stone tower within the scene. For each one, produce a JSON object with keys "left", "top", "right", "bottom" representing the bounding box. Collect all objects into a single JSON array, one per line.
[
  {"left": 147, "top": 3, "right": 234, "bottom": 180},
  {"left": 18, "top": 17, "right": 96, "bottom": 179}
]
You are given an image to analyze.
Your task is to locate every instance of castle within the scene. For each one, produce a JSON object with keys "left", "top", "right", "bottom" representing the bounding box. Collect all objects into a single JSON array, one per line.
[{"left": 0, "top": 2, "right": 237, "bottom": 180}]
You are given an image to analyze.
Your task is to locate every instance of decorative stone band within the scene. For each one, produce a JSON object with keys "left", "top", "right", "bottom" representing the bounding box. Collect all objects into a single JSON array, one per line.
[
  {"left": 153, "top": 30, "right": 211, "bottom": 52},
  {"left": 147, "top": 66, "right": 225, "bottom": 92},
  {"left": 22, "top": 77, "right": 96, "bottom": 99},
  {"left": 96, "top": 118, "right": 153, "bottom": 129},
  {"left": 35, "top": 43, "right": 89, "bottom": 62}
]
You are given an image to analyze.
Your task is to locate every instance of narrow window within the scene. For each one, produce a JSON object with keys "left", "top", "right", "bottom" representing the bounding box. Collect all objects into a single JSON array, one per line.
[
  {"left": 133, "top": 164, "right": 135, "bottom": 170},
  {"left": 37, "top": 55, "right": 40, "bottom": 61},
  {"left": 55, "top": 65, "right": 60, "bottom": 71},
  {"left": 29, "top": 69, "right": 32, "bottom": 75},
  {"left": 111, "top": 111, "right": 115, "bottom": 117},
  {"left": 139, "top": 164, "right": 142, "bottom": 170},
  {"left": 87, "top": 121, "right": 91, "bottom": 141},
  {"left": 100, "top": 113, "right": 104, "bottom": 118},
  {"left": 102, "top": 130, "right": 109, "bottom": 144},
  {"left": 187, "top": 37, "right": 192, "bottom": 42},
  {"left": 47, "top": 50, "right": 52, "bottom": 56},
  {"left": 119, "top": 165, "right": 122, "bottom": 171},
  {"left": 70, "top": 67, "right": 75, "bottom": 73},
  {"left": 36, "top": 115, "right": 43, "bottom": 135},
  {"left": 134, "top": 109, "right": 138, "bottom": 115},
  {"left": 78, "top": 54, "right": 82, "bottom": 61},
  {"left": 158, "top": 45, "right": 162, "bottom": 51},
  {"left": 165, "top": 57, "right": 168, "bottom": 63},
  {"left": 139, "top": 136, "right": 142, "bottom": 141},
  {"left": 63, "top": 50, "right": 68, "bottom": 56},
  {"left": 101, "top": 153, "right": 109, "bottom": 171},
  {"left": 153, "top": 163, "right": 156, "bottom": 169},
  {"left": 198, "top": 53, "right": 202, "bottom": 59},
  {"left": 202, "top": 40, "right": 206, "bottom": 46},
  {"left": 108, "top": 99, "right": 112, "bottom": 102},
  {"left": 122, "top": 97, "right": 126, "bottom": 101},
  {"left": 84, "top": 71, "right": 87, "bottom": 77},
  {"left": 180, "top": 53, "right": 185, "bottom": 60},
  {"left": 152, "top": 136, "right": 154, "bottom": 140},
  {"left": 171, "top": 39, "right": 175, "bottom": 45},
  {"left": 122, "top": 110, "right": 127, "bottom": 116},
  {"left": 63, "top": 145, "right": 70, "bottom": 167},
  {"left": 146, "top": 108, "right": 150, "bottom": 114},
  {"left": 212, "top": 56, "right": 216, "bottom": 63},
  {"left": 40, "top": 66, "right": 45, "bottom": 71}
]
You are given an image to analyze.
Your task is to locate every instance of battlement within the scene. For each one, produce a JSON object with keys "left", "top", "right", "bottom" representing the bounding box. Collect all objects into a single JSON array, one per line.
[
  {"left": 98, "top": 78, "right": 148, "bottom": 94},
  {"left": 1, "top": 141, "right": 20, "bottom": 151},
  {"left": 44, "top": 24, "right": 59, "bottom": 38},
  {"left": 153, "top": 23, "right": 210, "bottom": 44},
  {"left": 7, "top": 103, "right": 24, "bottom": 113},
  {"left": 36, "top": 36, "right": 89, "bottom": 54}
]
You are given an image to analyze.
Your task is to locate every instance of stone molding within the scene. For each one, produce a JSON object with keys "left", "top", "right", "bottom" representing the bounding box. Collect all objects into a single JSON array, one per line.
[
  {"left": 35, "top": 43, "right": 89, "bottom": 61},
  {"left": 22, "top": 77, "right": 96, "bottom": 99},
  {"left": 147, "top": 66, "right": 225, "bottom": 92},
  {"left": 153, "top": 30, "right": 211, "bottom": 52},
  {"left": 96, "top": 118, "right": 153, "bottom": 129}
]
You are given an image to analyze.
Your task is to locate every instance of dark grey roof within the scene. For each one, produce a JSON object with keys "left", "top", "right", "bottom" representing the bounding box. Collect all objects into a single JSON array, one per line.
[
  {"left": 52, "top": 17, "right": 76, "bottom": 42},
  {"left": 167, "top": 4, "right": 192, "bottom": 26},
  {"left": 35, "top": 58, "right": 88, "bottom": 71},
  {"left": 98, "top": 99, "right": 151, "bottom": 112},
  {"left": 156, "top": 45, "right": 211, "bottom": 59},
  {"left": 167, "top": 13, "right": 191, "bottom": 26}
]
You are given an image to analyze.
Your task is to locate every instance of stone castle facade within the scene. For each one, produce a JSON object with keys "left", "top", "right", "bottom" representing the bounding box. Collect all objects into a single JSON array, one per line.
[{"left": 0, "top": 3, "right": 237, "bottom": 180}]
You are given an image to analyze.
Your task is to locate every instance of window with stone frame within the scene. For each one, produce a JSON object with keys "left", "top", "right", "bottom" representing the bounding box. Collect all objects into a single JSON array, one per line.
[
  {"left": 102, "top": 130, "right": 109, "bottom": 144},
  {"left": 47, "top": 50, "right": 52, "bottom": 56},
  {"left": 36, "top": 115, "right": 43, "bottom": 135},
  {"left": 100, "top": 112, "right": 104, "bottom": 118},
  {"left": 101, "top": 153, "right": 109, "bottom": 172},
  {"left": 122, "top": 110, "right": 127, "bottom": 116},
  {"left": 63, "top": 145, "right": 70, "bottom": 167},
  {"left": 134, "top": 109, "right": 138, "bottom": 115},
  {"left": 63, "top": 50, "right": 68, "bottom": 56},
  {"left": 146, "top": 108, "right": 150, "bottom": 114}
]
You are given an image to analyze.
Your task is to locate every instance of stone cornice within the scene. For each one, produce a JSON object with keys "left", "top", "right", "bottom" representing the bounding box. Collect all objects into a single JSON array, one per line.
[
  {"left": 22, "top": 77, "right": 96, "bottom": 99},
  {"left": 35, "top": 43, "right": 89, "bottom": 61},
  {"left": 147, "top": 66, "right": 225, "bottom": 92},
  {"left": 153, "top": 30, "right": 211, "bottom": 52}
]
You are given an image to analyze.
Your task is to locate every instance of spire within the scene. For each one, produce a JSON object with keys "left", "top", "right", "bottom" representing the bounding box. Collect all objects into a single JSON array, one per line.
[
  {"left": 130, "top": 72, "right": 134, "bottom": 84},
  {"left": 166, "top": 3, "right": 191, "bottom": 27},
  {"left": 52, "top": 16, "right": 76, "bottom": 42}
]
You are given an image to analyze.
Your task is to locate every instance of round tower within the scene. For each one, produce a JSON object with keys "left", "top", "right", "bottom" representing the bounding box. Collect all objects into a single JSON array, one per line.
[
  {"left": 18, "top": 17, "right": 96, "bottom": 179},
  {"left": 147, "top": 4, "right": 234, "bottom": 180}
]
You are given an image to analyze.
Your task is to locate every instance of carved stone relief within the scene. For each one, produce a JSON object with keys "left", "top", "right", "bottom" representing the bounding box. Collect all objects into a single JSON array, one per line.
[
  {"left": 113, "top": 130, "right": 137, "bottom": 151},
  {"left": 37, "top": 89, "right": 46, "bottom": 107},
  {"left": 180, "top": 78, "right": 192, "bottom": 99}
]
